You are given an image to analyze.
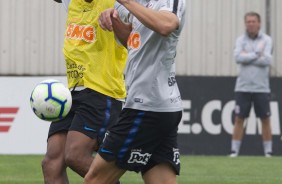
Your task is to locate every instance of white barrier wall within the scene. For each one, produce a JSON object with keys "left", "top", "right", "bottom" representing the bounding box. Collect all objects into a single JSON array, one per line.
[
  {"left": 0, "top": 0, "right": 281, "bottom": 76},
  {"left": 0, "top": 0, "right": 67, "bottom": 75}
]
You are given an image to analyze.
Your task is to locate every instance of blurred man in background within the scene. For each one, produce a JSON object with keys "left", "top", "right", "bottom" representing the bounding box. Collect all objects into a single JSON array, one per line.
[{"left": 230, "top": 12, "right": 273, "bottom": 157}]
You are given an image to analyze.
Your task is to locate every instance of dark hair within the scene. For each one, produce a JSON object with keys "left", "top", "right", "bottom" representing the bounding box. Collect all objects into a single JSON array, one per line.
[{"left": 244, "top": 12, "right": 261, "bottom": 22}]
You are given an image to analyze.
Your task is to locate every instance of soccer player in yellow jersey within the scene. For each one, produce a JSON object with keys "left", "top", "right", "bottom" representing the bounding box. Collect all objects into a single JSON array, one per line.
[{"left": 42, "top": 0, "right": 127, "bottom": 183}]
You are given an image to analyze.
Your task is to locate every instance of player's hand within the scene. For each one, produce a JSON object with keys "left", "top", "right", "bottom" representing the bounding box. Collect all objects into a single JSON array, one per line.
[{"left": 99, "top": 8, "right": 119, "bottom": 31}]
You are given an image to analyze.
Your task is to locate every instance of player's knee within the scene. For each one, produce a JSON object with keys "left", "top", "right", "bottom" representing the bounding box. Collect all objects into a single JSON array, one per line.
[
  {"left": 41, "top": 156, "right": 51, "bottom": 172},
  {"left": 65, "top": 149, "right": 86, "bottom": 168},
  {"left": 84, "top": 171, "right": 98, "bottom": 184},
  {"left": 84, "top": 173, "right": 91, "bottom": 184},
  {"left": 84, "top": 162, "right": 106, "bottom": 184},
  {"left": 65, "top": 151, "right": 78, "bottom": 168}
]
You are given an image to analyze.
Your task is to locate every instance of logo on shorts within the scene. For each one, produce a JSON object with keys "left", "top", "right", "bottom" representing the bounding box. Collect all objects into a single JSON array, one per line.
[
  {"left": 128, "top": 150, "right": 152, "bottom": 165},
  {"left": 235, "top": 105, "right": 240, "bottom": 114},
  {"left": 103, "top": 131, "right": 109, "bottom": 143},
  {"left": 173, "top": 148, "right": 180, "bottom": 165}
]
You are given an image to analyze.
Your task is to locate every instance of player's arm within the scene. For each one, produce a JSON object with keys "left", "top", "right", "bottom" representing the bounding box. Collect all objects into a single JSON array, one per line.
[
  {"left": 112, "top": 16, "right": 132, "bottom": 47},
  {"left": 99, "top": 8, "right": 132, "bottom": 47},
  {"left": 117, "top": 0, "right": 179, "bottom": 36},
  {"left": 234, "top": 37, "right": 258, "bottom": 64},
  {"left": 253, "top": 38, "right": 273, "bottom": 66}
]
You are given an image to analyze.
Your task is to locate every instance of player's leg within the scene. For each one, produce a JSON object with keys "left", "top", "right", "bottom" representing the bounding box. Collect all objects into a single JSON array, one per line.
[
  {"left": 261, "top": 117, "right": 272, "bottom": 141},
  {"left": 42, "top": 132, "right": 69, "bottom": 184},
  {"left": 84, "top": 108, "right": 142, "bottom": 184},
  {"left": 261, "top": 117, "right": 272, "bottom": 156},
  {"left": 85, "top": 109, "right": 182, "bottom": 183},
  {"left": 141, "top": 111, "right": 181, "bottom": 184},
  {"left": 41, "top": 105, "right": 74, "bottom": 184},
  {"left": 253, "top": 93, "right": 272, "bottom": 156},
  {"left": 64, "top": 88, "right": 122, "bottom": 176},
  {"left": 232, "top": 116, "right": 245, "bottom": 140},
  {"left": 84, "top": 154, "right": 126, "bottom": 184},
  {"left": 230, "top": 92, "right": 252, "bottom": 156},
  {"left": 65, "top": 131, "right": 98, "bottom": 177},
  {"left": 84, "top": 108, "right": 153, "bottom": 183},
  {"left": 143, "top": 163, "right": 177, "bottom": 184}
]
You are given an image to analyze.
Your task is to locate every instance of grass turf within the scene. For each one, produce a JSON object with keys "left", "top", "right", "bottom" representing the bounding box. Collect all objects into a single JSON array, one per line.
[{"left": 0, "top": 155, "right": 281, "bottom": 184}]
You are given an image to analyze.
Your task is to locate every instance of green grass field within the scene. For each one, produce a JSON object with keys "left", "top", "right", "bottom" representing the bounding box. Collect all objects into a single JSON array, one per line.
[{"left": 0, "top": 155, "right": 281, "bottom": 184}]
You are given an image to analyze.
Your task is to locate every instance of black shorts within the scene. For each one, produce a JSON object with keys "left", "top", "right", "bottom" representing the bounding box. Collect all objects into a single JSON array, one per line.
[
  {"left": 98, "top": 108, "right": 182, "bottom": 175},
  {"left": 235, "top": 92, "right": 271, "bottom": 119},
  {"left": 48, "top": 88, "right": 122, "bottom": 144}
]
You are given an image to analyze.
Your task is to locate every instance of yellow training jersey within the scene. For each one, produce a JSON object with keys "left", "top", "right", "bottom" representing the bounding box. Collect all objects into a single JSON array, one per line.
[{"left": 63, "top": 0, "right": 127, "bottom": 99}]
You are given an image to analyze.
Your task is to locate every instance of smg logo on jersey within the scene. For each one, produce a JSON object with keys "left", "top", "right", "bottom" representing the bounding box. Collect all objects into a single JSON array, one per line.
[
  {"left": 65, "top": 23, "right": 96, "bottom": 43},
  {"left": 127, "top": 32, "right": 141, "bottom": 50}
]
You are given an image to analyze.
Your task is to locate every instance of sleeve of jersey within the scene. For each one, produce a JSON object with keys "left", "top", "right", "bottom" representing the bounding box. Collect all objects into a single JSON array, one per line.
[
  {"left": 62, "top": 0, "right": 70, "bottom": 11},
  {"left": 159, "top": 0, "right": 186, "bottom": 21},
  {"left": 115, "top": 2, "right": 130, "bottom": 23}
]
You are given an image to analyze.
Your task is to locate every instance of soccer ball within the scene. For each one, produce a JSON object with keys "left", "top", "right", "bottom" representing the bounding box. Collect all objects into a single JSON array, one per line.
[{"left": 30, "top": 79, "right": 72, "bottom": 122}]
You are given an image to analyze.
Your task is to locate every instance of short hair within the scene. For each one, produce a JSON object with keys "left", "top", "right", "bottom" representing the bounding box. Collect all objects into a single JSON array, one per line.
[{"left": 244, "top": 12, "right": 261, "bottom": 22}]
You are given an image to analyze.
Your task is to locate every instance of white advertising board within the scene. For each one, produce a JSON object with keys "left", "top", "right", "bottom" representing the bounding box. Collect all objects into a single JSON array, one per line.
[{"left": 0, "top": 77, "right": 67, "bottom": 154}]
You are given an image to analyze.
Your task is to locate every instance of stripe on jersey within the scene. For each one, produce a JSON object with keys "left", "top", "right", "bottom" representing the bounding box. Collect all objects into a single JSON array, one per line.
[{"left": 172, "top": 0, "right": 179, "bottom": 15}]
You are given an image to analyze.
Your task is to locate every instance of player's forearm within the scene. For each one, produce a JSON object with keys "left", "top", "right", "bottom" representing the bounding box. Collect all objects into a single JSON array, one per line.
[
  {"left": 235, "top": 52, "right": 258, "bottom": 64},
  {"left": 252, "top": 40, "right": 273, "bottom": 66},
  {"left": 253, "top": 55, "right": 272, "bottom": 66},
  {"left": 113, "top": 21, "right": 132, "bottom": 47},
  {"left": 119, "top": 0, "right": 179, "bottom": 36}
]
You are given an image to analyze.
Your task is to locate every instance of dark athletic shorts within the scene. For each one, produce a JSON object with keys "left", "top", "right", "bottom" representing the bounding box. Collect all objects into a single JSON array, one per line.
[
  {"left": 235, "top": 92, "right": 271, "bottom": 119},
  {"left": 98, "top": 108, "right": 182, "bottom": 175},
  {"left": 48, "top": 88, "right": 122, "bottom": 145}
]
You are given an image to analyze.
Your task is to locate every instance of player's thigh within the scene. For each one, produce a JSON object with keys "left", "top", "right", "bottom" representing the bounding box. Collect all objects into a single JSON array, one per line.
[
  {"left": 253, "top": 93, "right": 271, "bottom": 119},
  {"left": 235, "top": 92, "right": 252, "bottom": 118},
  {"left": 45, "top": 90, "right": 80, "bottom": 156},
  {"left": 65, "top": 130, "right": 98, "bottom": 155},
  {"left": 85, "top": 154, "right": 126, "bottom": 184},
  {"left": 69, "top": 88, "right": 122, "bottom": 147},
  {"left": 142, "top": 163, "right": 177, "bottom": 184},
  {"left": 45, "top": 132, "right": 68, "bottom": 160}
]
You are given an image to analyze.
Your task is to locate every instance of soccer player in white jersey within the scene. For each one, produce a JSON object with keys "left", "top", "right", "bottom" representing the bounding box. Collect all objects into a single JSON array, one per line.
[{"left": 84, "top": 0, "right": 186, "bottom": 183}]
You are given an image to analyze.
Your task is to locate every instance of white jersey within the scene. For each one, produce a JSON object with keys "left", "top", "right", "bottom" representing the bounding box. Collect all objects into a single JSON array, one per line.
[
  {"left": 61, "top": 0, "right": 70, "bottom": 10},
  {"left": 123, "top": 0, "right": 186, "bottom": 112}
]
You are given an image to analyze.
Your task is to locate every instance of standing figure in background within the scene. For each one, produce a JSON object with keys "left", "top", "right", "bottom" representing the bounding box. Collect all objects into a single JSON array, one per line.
[
  {"left": 230, "top": 12, "right": 273, "bottom": 157},
  {"left": 42, "top": 0, "right": 127, "bottom": 183}
]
